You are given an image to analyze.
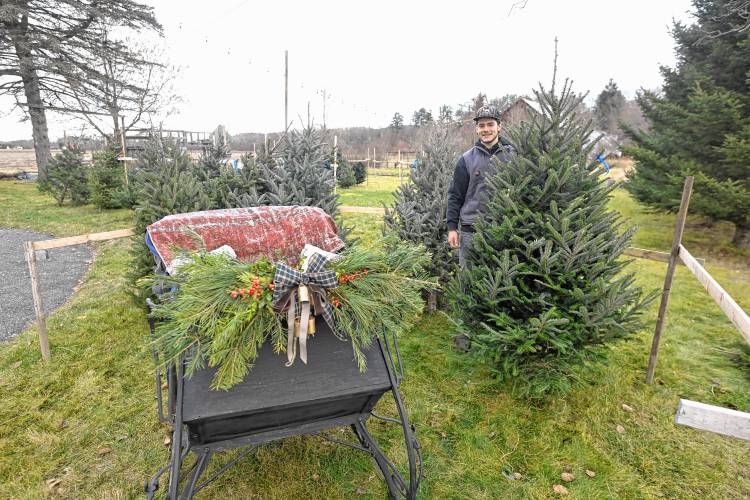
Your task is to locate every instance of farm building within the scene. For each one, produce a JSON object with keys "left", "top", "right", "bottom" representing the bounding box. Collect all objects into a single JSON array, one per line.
[{"left": 499, "top": 97, "right": 543, "bottom": 126}]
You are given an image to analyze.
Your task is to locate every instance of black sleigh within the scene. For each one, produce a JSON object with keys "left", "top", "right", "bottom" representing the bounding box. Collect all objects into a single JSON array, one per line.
[{"left": 143, "top": 208, "right": 423, "bottom": 499}]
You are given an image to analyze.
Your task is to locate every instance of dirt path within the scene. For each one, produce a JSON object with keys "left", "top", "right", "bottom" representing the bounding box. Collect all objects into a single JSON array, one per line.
[{"left": 0, "top": 228, "right": 92, "bottom": 342}]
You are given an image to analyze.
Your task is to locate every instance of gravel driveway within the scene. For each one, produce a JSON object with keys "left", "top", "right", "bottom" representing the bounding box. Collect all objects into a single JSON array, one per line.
[{"left": 0, "top": 228, "right": 92, "bottom": 342}]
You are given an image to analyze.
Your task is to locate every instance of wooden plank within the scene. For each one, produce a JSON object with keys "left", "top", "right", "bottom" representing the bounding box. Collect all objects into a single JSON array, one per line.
[
  {"left": 623, "top": 246, "right": 704, "bottom": 266},
  {"left": 679, "top": 244, "right": 750, "bottom": 345},
  {"left": 32, "top": 228, "right": 135, "bottom": 251},
  {"left": 24, "top": 242, "right": 50, "bottom": 361},
  {"left": 646, "top": 176, "right": 693, "bottom": 384},
  {"left": 339, "top": 206, "right": 385, "bottom": 215},
  {"left": 676, "top": 399, "right": 750, "bottom": 441}
]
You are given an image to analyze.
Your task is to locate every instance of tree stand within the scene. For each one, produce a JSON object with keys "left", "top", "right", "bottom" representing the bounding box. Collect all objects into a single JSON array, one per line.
[{"left": 145, "top": 316, "right": 422, "bottom": 499}]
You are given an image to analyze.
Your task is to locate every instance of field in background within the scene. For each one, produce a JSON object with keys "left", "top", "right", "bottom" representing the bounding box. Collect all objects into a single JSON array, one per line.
[
  {"left": 0, "top": 149, "right": 252, "bottom": 177},
  {"left": 0, "top": 149, "right": 49, "bottom": 175}
]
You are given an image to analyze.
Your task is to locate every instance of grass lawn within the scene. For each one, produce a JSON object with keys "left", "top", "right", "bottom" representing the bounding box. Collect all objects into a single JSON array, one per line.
[
  {"left": 338, "top": 174, "right": 404, "bottom": 208},
  {"left": 1, "top": 180, "right": 749, "bottom": 498}
]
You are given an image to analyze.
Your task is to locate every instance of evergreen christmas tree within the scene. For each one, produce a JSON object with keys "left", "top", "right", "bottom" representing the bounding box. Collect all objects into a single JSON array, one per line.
[
  {"left": 594, "top": 79, "right": 626, "bottom": 134},
  {"left": 449, "top": 63, "right": 652, "bottom": 396},
  {"left": 353, "top": 161, "right": 367, "bottom": 185},
  {"left": 192, "top": 138, "right": 258, "bottom": 209},
  {"left": 89, "top": 146, "right": 127, "bottom": 209},
  {"left": 130, "top": 137, "right": 213, "bottom": 288},
  {"left": 334, "top": 155, "right": 356, "bottom": 188},
  {"left": 38, "top": 147, "right": 89, "bottom": 206},
  {"left": 194, "top": 138, "right": 231, "bottom": 183},
  {"left": 623, "top": 0, "right": 750, "bottom": 247},
  {"left": 221, "top": 152, "right": 260, "bottom": 208},
  {"left": 249, "top": 127, "right": 349, "bottom": 237},
  {"left": 384, "top": 125, "right": 459, "bottom": 309}
]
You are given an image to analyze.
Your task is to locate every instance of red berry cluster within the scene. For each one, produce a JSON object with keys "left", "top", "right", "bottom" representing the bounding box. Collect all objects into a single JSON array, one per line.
[
  {"left": 338, "top": 269, "right": 369, "bottom": 284},
  {"left": 329, "top": 296, "right": 341, "bottom": 308},
  {"left": 229, "top": 278, "right": 274, "bottom": 300}
]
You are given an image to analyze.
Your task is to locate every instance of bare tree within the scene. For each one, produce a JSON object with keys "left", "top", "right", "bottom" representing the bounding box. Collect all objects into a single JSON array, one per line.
[
  {"left": 700, "top": 0, "right": 750, "bottom": 37},
  {"left": 64, "top": 27, "right": 179, "bottom": 142},
  {"left": 0, "top": 0, "right": 162, "bottom": 179}
]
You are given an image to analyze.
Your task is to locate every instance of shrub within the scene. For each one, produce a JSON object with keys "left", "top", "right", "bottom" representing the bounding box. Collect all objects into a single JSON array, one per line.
[
  {"left": 89, "top": 146, "right": 127, "bottom": 209},
  {"left": 335, "top": 158, "right": 356, "bottom": 188},
  {"left": 353, "top": 161, "right": 367, "bottom": 185},
  {"left": 37, "top": 148, "right": 89, "bottom": 206}
]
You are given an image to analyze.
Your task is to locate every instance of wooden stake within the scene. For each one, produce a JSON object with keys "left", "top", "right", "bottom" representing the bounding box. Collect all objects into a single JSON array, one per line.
[
  {"left": 120, "top": 116, "right": 128, "bottom": 185},
  {"left": 398, "top": 149, "right": 402, "bottom": 185},
  {"left": 24, "top": 241, "right": 50, "bottom": 361},
  {"left": 333, "top": 135, "right": 338, "bottom": 195},
  {"left": 646, "top": 176, "right": 693, "bottom": 384}
]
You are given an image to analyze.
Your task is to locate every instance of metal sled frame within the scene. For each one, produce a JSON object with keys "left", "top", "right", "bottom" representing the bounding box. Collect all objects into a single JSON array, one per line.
[{"left": 144, "top": 312, "right": 422, "bottom": 499}]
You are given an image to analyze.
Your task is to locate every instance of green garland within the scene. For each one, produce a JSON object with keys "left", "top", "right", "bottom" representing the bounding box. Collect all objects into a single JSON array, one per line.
[{"left": 148, "top": 240, "right": 435, "bottom": 390}]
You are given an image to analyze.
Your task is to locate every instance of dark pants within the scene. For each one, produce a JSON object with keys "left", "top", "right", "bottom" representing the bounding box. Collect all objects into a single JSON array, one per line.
[{"left": 458, "top": 230, "right": 473, "bottom": 270}]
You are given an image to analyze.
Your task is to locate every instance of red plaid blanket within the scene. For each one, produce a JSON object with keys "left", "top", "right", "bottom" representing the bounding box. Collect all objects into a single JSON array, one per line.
[{"left": 146, "top": 206, "right": 344, "bottom": 269}]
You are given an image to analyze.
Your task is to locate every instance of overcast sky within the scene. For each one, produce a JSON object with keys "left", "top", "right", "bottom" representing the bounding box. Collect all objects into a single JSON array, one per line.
[{"left": 0, "top": 0, "right": 696, "bottom": 141}]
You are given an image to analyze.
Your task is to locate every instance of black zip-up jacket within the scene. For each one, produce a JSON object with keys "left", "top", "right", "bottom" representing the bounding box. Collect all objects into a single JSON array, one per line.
[{"left": 446, "top": 139, "right": 512, "bottom": 232}]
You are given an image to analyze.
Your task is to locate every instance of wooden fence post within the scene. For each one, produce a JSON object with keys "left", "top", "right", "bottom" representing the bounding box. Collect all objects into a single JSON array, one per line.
[
  {"left": 398, "top": 149, "right": 402, "bottom": 185},
  {"left": 24, "top": 241, "right": 50, "bottom": 361},
  {"left": 645, "top": 176, "right": 694, "bottom": 384}
]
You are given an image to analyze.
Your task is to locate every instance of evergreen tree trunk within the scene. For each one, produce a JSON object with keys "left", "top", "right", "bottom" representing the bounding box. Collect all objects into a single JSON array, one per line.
[
  {"left": 427, "top": 290, "right": 437, "bottom": 313},
  {"left": 732, "top": 222, "right": 750, "bottom": 248},
  {"left": 12, "top": 19, "right": 51, "bottom": 180}
]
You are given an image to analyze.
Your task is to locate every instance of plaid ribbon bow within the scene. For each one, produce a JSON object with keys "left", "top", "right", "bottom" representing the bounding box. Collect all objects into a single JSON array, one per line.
[{"left": 272, "top": 253, "right": 342, "bottom": 366}]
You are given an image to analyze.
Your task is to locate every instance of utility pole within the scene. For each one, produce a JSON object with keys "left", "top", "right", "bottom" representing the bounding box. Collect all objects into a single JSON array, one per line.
[
  {"left": 333, "top": 135, "right": 338, "bottom": 195},
  {"left": 284, "top": 50, "right": 289, "bottom": 131},
  {"left": 318, "top": 89, "right": 329, "bottom": 128}
]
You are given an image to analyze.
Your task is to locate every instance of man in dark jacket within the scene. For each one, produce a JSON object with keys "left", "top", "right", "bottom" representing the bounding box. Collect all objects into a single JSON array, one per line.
[{"left": 446, "top": 105, "right": 513, "bottom": 268}]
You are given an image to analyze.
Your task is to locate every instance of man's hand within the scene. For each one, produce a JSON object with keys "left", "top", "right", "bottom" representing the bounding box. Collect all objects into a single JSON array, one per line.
[{"left": 448, "top": 230, "right": 459, "bottom": 249}]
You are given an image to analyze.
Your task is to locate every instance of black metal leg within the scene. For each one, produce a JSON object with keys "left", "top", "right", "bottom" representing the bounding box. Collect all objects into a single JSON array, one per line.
[
  {"left": 389, "top": 387, "right": 420, "bottom": 499},
  {"left": 353, "top": 420, "right": 401, "bottom": 500},
  {"left": 378, "top": 336, "right": 421, "bottom": 500},
  {"left": 167, "top": 362, "right": 186, "bottom": 499},
  {"left": 180, "top": 449, "right": 212, "bottom": 500}
]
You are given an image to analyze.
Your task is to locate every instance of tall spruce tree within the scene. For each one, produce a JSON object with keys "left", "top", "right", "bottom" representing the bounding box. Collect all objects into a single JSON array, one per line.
[
  {"left": 253, "top": 127, "right": 340, "bottom": 216},
  {"left": 193, "top": 138, "right": 256, "bottom": 208},
  {"left": 624, "top": 0, "right": 750, "bottom": 247},
  {"left": 594, "top": 79, "right": 626, "bottom": 134},
  {"left": 384, "top": 125, "right": 459, "bottom": 308},
  {"left": 449, "top": 65, "right": 651, "bottom": 397},
  {"left": 89, "top": 146, "right": 127, "bottom": 209},
  {"left": 130, "top": 137, "right": 212, "bottom": 288},
  {"left": 247, "top": 127, "right": 350, "bottom": 239}
]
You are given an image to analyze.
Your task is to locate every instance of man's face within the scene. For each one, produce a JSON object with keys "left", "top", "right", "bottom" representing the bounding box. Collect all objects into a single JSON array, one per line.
[{"left": 475, "top": 118, "right": 500, "bottom": 145}]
